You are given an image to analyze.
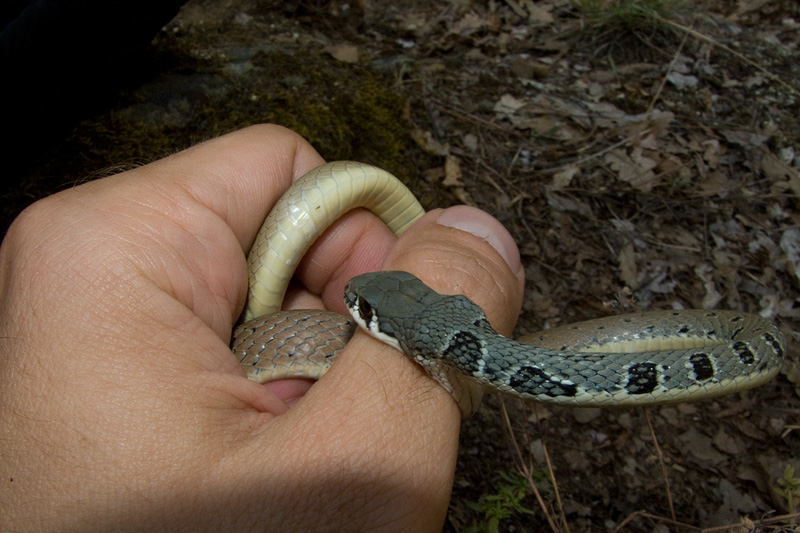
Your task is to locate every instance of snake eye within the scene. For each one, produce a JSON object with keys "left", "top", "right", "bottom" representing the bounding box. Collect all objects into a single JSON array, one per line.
[{"left": 357, "top": 296, "right": 373, "bottom": 322}]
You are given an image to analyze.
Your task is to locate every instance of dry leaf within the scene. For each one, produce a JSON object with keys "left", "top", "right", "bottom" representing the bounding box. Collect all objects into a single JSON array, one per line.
[
  {"left": 735, "top": 0, "right": 773, "bottom": 16},
  {"left": 785, "top": 357, "right": 800, "bottom": 391},
  {"left": 544, "top": 190, "right": 593, "bottom": 218},
  {"left": 324, "top": 43, "right": 359, "bottom": 63},
  {"left": 721, "top": 129, "right": 770, "bottom": 148},
  {"left": 502, "top": 0, "right": 527, "bottom": 18},
  {"left": 525, "top": 1, "right": 554, "bottom": 24},
  {"left": 762, "top": 149, "right": 800, "bottom": 194},
  {"left": 519, "top": 115, "right": 563, "bottom": 136},
  {"left": 697, "top": 171, "right": 727, "bottom": 196},
  {"left": 462, "top": 133, "right": 479, "bottom": 152},
  {"left": 780, "top": 228, "right": 800, "bottom": 285},
  {"left": 411, "top": 128, "right": 449, "bottom": 156},
  {"left": 694, "top": 263, "right": 723, "bottom": 308},
  {"left": 617, "top": 241, "right": 638, "bottom": 289},
  {"left": 667, "top": 72, "right": 699, "bottom": 90},
  {"left": 443, "top": 155, "right": 463, "bottom": 186},
  {"left": 450, "top": 13, "right": 488, "bottom": 35},
  {"left": 702, "top": 139, "right": 722, "bottom": 167},
  {"left": 504, "top": 0, "right": 554, "bottom": 24},
  {"left": 493, "top": 93, "right": 526, "bottom": 114},
  {"left": 550, "top": 165, "right": 579, "bottom": 190},
  {"left": 604, "top": 147, "right": 659, "bottom": 192}
]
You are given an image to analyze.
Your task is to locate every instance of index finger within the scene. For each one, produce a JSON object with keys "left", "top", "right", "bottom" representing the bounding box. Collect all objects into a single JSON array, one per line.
[{"left": 107, "top": 124, "right": 326, "bottom": 331}]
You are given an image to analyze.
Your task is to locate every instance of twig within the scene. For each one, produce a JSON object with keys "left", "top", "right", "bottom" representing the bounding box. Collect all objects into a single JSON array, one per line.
[
  {"left": 701, "top": 512, "right": 800, "bottom": 532},
  {"left": 613, "top": 510, "right": 702, "bottom": 532},
  {"left": 541, "top": 437, "right": 570, "bottom": 533},
  {"left": 647, "top": 17, "right": 692, "bottom": 113},
  {"left": 432, "top": 99, "right": 522, "bottom": 137},
  {"left": 657, "top": 16, "right": 800, "bottom": 98},
  {"left": 499, "top": 399, "right": 563, "bottom": 532},
  {"left": 535, "top": 128, "right": 652, "bottom": 174},
  {"left": 645, "top": 409, "right": 676, "bottom": 521}
]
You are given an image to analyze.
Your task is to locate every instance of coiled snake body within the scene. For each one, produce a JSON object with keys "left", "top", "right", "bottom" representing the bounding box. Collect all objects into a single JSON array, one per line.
[{"left": 232, "top": 162, "right": 785, "bottom": 415}]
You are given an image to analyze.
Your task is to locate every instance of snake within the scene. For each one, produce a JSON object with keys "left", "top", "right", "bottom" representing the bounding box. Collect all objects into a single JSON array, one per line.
[{"left": 231, "top": 161, "right": 785, "bottom": 416}]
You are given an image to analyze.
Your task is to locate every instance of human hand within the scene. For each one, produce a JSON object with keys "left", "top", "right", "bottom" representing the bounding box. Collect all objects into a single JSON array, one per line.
[{"left": 0, "top": 125, "right": 524, "bottom": 531}]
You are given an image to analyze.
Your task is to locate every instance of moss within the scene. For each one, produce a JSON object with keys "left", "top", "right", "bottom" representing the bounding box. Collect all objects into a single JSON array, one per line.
[
  {"left": 244, "top": 48, "right": 411, "bottom": 170},
  {"left": 40, "top": 44, "right": 415, "bottom": 190}
]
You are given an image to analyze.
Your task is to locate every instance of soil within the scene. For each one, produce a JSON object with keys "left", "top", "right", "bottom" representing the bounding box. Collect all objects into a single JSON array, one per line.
[{"left": 3, "top": 0, "right": 799, "bottom": 531}]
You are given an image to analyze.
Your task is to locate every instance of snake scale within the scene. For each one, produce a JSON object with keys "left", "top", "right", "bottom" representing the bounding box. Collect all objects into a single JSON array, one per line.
[{"left": 232, "top": 161, "right": 785, "bottom": 415}]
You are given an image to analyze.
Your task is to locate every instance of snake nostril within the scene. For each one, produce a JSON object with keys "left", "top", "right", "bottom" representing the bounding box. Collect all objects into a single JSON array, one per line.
[{"left": 345, "top": 291, "right": 356, "bottom": 308}]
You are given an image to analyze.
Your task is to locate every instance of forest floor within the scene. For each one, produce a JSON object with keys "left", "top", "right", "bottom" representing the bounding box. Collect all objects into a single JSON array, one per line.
[{"left": 4, "top": 0, "right": 800, "bottom": 531}]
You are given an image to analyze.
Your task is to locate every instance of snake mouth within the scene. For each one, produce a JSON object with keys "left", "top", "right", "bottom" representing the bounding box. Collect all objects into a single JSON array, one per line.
[{"left": 343, "top": 273, "right": 407, "bottom": 352}]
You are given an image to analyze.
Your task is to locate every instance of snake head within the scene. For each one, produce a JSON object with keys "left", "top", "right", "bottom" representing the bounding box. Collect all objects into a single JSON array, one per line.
[
  {"left": 344, "top": 271, "right": 423, "bottom": 352},
  {"left": 343, "top": 270, "right": 493, "bottom": 357}
]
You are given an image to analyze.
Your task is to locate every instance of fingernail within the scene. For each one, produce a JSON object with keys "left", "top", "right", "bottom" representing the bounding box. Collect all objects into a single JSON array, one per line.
[{"left": 436, "top": 206, "right": 521, "bottom": 273}]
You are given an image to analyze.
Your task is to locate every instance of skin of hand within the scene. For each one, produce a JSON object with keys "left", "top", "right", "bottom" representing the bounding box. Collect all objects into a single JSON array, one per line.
[{"left": 0, "top": 125, "right": 524, "bottom": 532}]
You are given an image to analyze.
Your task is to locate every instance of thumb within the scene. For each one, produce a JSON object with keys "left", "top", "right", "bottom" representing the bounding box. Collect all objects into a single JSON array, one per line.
[
  {"left": 371, "top": 205, "right": 525, "bottom": 416},
  {"left": 384, "top": 205, "right": 524, "bottom": 338}
]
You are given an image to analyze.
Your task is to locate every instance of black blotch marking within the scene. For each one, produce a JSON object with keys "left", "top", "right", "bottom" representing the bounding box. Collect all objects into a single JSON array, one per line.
[
  {"left": 733, "top": 341, "right": 755, "bottom": 365},
  {"left": 762, "top": 333, "right": 784, "bottom": 358},
  {"left": 508, "top": 365, "right": 578, "bottom": 397},
  {"left": 689, "top": 353, "right": 714, "bottom": 381},
  {"left": 626, "top": 362, "right": 660, "bottom": 394},
  {"left": 443, "top": 330, "right": 484, "bottom": 373}
]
